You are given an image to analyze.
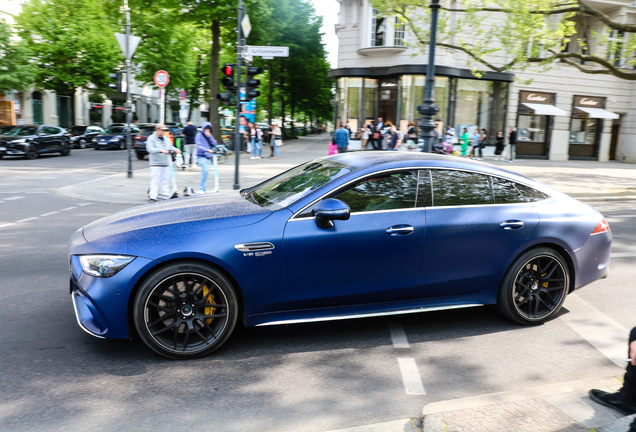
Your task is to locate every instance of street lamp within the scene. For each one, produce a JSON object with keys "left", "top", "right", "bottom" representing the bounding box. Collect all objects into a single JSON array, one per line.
[{"left": 417, "top": 0, "right": 441, "bottom": 153}]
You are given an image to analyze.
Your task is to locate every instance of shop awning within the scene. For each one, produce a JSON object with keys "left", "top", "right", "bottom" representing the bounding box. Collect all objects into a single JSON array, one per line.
[
  {"left": 574, "top": 107, "right": 619, "bottom": 119},
  {"left": 522, "top": 103, "right": 568, "bottom": 116}
]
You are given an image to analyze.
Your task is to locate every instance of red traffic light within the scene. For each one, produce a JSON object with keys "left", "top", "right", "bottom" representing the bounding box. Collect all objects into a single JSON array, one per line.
[{"left": 223, "top": 64, "right": 234, "bottom": 76}]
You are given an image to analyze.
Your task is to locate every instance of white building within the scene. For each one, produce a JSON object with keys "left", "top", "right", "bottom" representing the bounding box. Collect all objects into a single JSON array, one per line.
[{"left": 330, "top": 0, "right": 636, "bottom": 162}]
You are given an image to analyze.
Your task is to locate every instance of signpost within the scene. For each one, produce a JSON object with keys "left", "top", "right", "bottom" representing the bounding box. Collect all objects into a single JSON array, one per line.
[{"left": 154, "top": 70, "right": 169, "bottom": 124}]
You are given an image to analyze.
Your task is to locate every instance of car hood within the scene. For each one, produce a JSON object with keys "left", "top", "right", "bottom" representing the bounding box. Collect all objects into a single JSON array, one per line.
[
  {"left": 83, "top": 191, "right": 272, "bottom": 242},
  {"left": 0, "top": 134, "right": 37, "bottom": 141},
  {"left": 96, "top": 134, "right": 123, "bottom": 139}
]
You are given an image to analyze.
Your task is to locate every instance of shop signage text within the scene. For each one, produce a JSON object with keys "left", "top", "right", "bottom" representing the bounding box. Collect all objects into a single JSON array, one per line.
[
  {"left": 574, "top": 95, "right": 605, "bottom": 108},
  {"left": 520, "top": 91, "right": 554, "bottom": 104}
]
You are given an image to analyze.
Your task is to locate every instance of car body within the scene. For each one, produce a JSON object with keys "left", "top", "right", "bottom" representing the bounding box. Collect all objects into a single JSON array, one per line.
[
  {"left": 68, "top": 152, "right": 611, "bottom": 359},
  {"left": 0, "top": 125, "right": 71, "bottom": 159},
  {"left": 67, "top": 125, "right": 105, "bottom": 148},
  {"left": 132, "top": 125, "right": 156, "bottom": 159},
  {"left": 93, "top": 125, "right": 140, "bottom": 150}
]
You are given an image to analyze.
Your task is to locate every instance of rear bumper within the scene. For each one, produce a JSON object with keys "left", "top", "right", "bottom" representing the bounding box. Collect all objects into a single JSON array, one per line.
[{"left": 572, "top": 230, "right": 612, "bottom": 290}]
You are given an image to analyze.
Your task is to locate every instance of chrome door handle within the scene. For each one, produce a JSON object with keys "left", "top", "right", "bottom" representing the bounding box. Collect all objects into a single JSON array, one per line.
[
  {"left": 500, "top": 220, "right": 524, "bottom": 230},
  {"left": 386, "top": 225, "right": 414, "bottom": 236}
]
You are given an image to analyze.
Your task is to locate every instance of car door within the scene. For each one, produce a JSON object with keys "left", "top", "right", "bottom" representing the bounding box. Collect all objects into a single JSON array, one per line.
[
  {"left": 34, "top": 126, "right": 50, "bottom": 152},
  {"left": 281, "top": 170, "right": 427, "bottom": 310},
  {"left": 420, "top": 169, "right": 540, "bottom": 298}
]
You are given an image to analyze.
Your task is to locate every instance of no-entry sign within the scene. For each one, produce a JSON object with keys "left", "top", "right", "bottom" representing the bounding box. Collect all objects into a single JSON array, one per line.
[{"left": 154, "top": 70, "right": 170, "bottom": 88}]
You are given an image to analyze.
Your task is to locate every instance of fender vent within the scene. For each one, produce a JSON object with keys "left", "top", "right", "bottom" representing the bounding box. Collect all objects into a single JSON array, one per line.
[{"left": 234, "top": 242, "right": 275, "bottom": 252}]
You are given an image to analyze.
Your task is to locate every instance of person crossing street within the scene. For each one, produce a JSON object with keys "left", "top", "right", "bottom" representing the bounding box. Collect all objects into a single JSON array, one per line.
[
  {"left": 182, "top": 120, "right": 198, "bottom": 168},
  {"left": 146, "top": 124, "right": 181, "bottom": 202}
]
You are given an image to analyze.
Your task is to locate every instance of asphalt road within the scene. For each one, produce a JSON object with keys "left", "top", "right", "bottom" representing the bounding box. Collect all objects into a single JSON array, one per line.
[{"left": 0, "top": 148, "right": 634, "bottom": 432}]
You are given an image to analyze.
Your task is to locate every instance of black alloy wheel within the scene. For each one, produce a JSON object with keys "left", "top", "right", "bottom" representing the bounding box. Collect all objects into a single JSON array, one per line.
[
  {"left": 79, "top": 139, "right": 87, "bottom": 149},
  {"left": 136, "top": 152, "right": 145, "bottom": 160},
  {"left": 61, "top": 141, "right": 71, "bottom": 156},
  {"left": 133, "top": 263, "right": 238, "bottom": 359},
  {"left": 119, "top": 140, "right": 126, "bottom": 150},
  {"left": 25, "top": 143, "right": 38, "bottom": 160},
  {"left": 497, "top": 247, "right": 570, "bottom": 325}
]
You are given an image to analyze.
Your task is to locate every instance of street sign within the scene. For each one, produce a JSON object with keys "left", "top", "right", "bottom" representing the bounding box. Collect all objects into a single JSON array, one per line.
[
  {"left": 262, "top": 56, "right": 274, "bottom": 60},
  {"left": 179, "top": 90, "right": 186, "bottom": 101},
  {"left": 241, "top": 14, "right": 251, "bottom": 38},
  {"left": 154, "top": 70, "right": 169, "bottom": 88},
  {"left": 246, "top": 46, "right": 289, "bottom": 57},
  {"left": 114, "top": 33, "right": 141, "bottom": 60}
]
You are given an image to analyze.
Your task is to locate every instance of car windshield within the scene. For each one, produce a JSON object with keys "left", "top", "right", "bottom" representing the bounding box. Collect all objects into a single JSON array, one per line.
[
  {"left": 104, "top": 126, "right": 125, "bottom": 134},
  {"left": 244, "top": 159, "right": 352, "bottom": 210},
  {"left": 4, "top": 126, "right": 38, "bottom": 136},
  {"left": 139, "top": 128, "right": 154, "bottom": 136},
  {"left": 68, "top": 126, "right": 86, "bottom": 134}
]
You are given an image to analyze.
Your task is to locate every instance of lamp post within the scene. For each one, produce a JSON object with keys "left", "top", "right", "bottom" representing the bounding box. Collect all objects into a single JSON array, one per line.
[
  {"left": 124, "top": 0, "right": 133, "bottom": 178},
  {"left": 417, "top": 0, "right": 441, "bottom": 153}
]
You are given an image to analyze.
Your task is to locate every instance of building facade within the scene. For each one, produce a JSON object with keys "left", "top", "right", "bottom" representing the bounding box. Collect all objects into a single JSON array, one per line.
[{"left": 330, "top": 0, "right": 636, "bottom": 163}]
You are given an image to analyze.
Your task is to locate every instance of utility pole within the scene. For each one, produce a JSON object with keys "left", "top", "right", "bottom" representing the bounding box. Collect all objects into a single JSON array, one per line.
[
  {"left": 233, "top": 0, "right": 244, "bottom": 190},
  {"left": 124, "top": 0, "right": 133, "bottom": 178},
  {"left": 417, "top": 0, "right": 441, "bottom": 153}
]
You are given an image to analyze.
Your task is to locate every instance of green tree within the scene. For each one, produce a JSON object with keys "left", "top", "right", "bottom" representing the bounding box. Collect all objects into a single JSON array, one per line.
[
  {"left": 0, "top": 19, "right": 35, "bottom": 93},
  {"left": 16, "top": 0, "right": 121, "bottom": 96},
  {"left": 373, "top": 0, "right": 636, "bottom": 80}
]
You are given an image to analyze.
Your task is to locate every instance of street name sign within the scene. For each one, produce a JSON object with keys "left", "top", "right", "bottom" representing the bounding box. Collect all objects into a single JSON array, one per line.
[
  {"left": 246, "top": 46, "right": 289, "bottom": 58},
  {"left": 154, "top": 70, "right": 170, "bottom": 88},
  {"left": 114, "top": 33, "right": 141, "bottom": 60}
]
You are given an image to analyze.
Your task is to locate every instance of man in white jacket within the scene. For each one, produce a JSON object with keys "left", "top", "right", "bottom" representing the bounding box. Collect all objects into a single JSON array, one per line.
[{"left": 146, "top": 124, "right": 181, "bottom": 202}]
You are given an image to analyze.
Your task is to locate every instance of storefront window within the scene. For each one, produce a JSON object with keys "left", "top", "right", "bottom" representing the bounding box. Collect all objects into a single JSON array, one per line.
[
  {"left": 399, "top": 76, "right": 447, "bottom": 133},
  {"left": 336, "top": 78, "right": 346, "bottom": 129},
  {"left": 455, "top": 79, "right": 493, "bottom": 141},
  {"left": 518, "top": 115, "right": 547, "bottom": 143},
  {"left": 363, "top": 79, "right": 377, "bottom": 123},
  {"left": 570, "top": 117, "right": 597, "bottom": 145},
  {"left": 335, "top": 77, "right": 363, "bottom": 131}
]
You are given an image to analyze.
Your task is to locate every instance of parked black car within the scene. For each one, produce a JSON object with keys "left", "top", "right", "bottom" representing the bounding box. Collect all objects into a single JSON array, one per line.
[
  {"left": 0, "top": 125, "right": 71, "bottom": 159},
  {"left": 93, "top": 125, "right": 140, "bottom": 150},
  {"left": 133, "top": 125, "right": 156, "bottom": 159},
  {"left": 67, "top": 125, "right": 105, "bottom": 149}
]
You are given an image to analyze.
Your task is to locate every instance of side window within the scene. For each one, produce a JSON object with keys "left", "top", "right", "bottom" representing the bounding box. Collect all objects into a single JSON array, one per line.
[
  {"left": 431, "top": 170, "right": 492, "bottom": 206},
  {"left": 297, "top": 170, "right": 418, "bottom": 217},
  {"left": 42, "top": 126, "right": 58, "bottom": 135},
  {"left": 515, "top": 183, "right": 550, "bottom": 202},
  {"left": 417, "top": 169, "right": 432, "bottom": 207},
  {"left": 492, "top": 177, "right": 527, "bottom": 204}
]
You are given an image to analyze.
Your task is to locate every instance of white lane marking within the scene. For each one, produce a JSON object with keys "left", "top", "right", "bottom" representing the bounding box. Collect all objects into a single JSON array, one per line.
[
  {"left": 0, "top": 223, "right": 14, "bottom": 228},
  {"left": 16, "top": 217, "right": 38, "bottom": 223},
  {"left": 397, "top": 358, "right": 426, "bottom": 395},
  {"left": 560, "top": 293, "right": 628, "bottom": 368},
  {"left": 78, "top": 203, "right": 92, "bottom": 207},
  {"left": 40, "top": 211, "right": 60, "bottom": 217},
  {"left": 4, "top": 196, "right": 25, "bottom": 201},
  {"left": 60, "top": 207, "right": 77, "bottom": 211},
  {"left": 612, "top": 252, "right": 636, "bottom": 258},
  {"left": 389, "top": 322, "right": 410, "bottom": 349}
]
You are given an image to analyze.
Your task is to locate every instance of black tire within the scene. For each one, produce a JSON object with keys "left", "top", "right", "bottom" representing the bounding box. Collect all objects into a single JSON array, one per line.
[
  {"left": 119, "top": 140, "right": 126, "bottom": 150},
  {"left": 133, "top": 262, "right": 238, "bottom": 359},
  {"left": 25, "top": 144, "right": 38, "bottom": 160},
  {"left": 79, "top": 139, "right": 87, "bottom": 149},
  {"left": 497, "top": 247, "right": 570, "bottom": 325},
  {"left": 136, "top": 152, "right": 145, "bottom": 160},
  {"left": 61, "top": 141, "right": 71, "bottom": 156},
  {"left": 94, "top": 146, "right": 100, "bottom": 150}
]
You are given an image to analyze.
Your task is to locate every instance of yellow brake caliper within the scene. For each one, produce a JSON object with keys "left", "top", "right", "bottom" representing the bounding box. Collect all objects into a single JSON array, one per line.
[
  {"left": 202, "top": 284, "right": 216, "bottom": 324},
  {"left": 541, "top": 273, "right": 548, "bottom": 288}
]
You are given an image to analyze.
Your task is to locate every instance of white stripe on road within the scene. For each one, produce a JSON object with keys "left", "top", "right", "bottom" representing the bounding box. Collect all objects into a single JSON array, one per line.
[
  {"left": 389, "top": 322, "right": 410, "bottom": 349},
  {"left": 0, "top": 223, "right": 14, "bottom": 228},
  {"left": 611, "top": 252, "right": 636, "bottom": 258},
  {"left": 559, "top": 293, "right": 628, "bottom": 368},
  {"left": 40, "top": 211, "right": 60, "bottom": 217},
  {"left": 4, "top": 196, "right": 25, "bottom": 201},
  {"left": 60, "top": 207, "right": 77, "bottom": 211},
  {"left": 16, "top": 217, "right": 38, "bottom": 223},
  {"left": 77, "top": 203, "right": 92, "bottom": 206},
  {"left": 397, "top": 358, "right": 426, "bottom": 395}
]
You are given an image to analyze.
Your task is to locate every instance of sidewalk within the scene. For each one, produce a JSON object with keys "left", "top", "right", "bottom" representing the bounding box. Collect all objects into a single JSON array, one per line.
[{"left": 58, "top": 134, "right": 636, "bottom": 204}]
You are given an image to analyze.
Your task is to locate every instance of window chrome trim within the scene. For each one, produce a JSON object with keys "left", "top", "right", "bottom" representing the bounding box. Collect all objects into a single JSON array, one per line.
[{"left": 289, "top": 165, "right": 553, "bottom": 221}]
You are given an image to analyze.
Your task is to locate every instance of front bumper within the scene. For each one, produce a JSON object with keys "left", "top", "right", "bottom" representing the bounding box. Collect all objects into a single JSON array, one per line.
[
  {"left": 70, "top": 254, "right": 157, "bottom": 339},
  {"left": 0, "top": 145, "right": 26, "bottom": 156}
]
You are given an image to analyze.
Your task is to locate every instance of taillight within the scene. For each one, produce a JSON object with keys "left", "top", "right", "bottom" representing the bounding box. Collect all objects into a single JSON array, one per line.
[
  {"left": 134, "top": 136, "right": 141, "bottom": 140},
  {"left": 591, "top": 219, "right": 610, "bottom": 235}
]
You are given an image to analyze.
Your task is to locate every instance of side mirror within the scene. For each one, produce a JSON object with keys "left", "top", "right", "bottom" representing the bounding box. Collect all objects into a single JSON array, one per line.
[{"left": 313, "top": 198, "right": 350, "bottom": 229}]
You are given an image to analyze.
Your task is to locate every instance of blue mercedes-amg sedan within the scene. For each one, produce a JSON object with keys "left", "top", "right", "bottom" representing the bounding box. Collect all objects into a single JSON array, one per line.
[{"left": 68, "top": 152, "right": 611, "bottom": 359}]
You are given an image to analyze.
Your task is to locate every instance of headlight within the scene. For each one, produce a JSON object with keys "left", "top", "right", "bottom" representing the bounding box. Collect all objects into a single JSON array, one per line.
[
  {"left": 79, "top": 255, "right": 136, "bottom": 278},
  {"left": 10, "top": 139, "right": 26, "bottom": 144},
  {"left": 71, "top": 136, "right": 79, "bottom": 141}
]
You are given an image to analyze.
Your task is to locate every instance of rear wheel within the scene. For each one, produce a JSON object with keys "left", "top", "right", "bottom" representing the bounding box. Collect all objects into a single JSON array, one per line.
[
  {"left": 136, "top": 152, "right": 145, "bottom": 160},
  {"left": 119, "top": 140, "right": 126, "bottom": 150},
  {"left": 25, "top": 144, "right": 38, "bottom": 160},
  {"left": 497, "top": 247, "right": 570, "bottom": 325},
  {"left": 133, "top": 262, "right": 238, "bottom": 359},
  {"left": 61, "top": 141, "right": 71, "bottom": 156},
  {"left": 79, "top": 139, "right": 87, "bottom": 149}
]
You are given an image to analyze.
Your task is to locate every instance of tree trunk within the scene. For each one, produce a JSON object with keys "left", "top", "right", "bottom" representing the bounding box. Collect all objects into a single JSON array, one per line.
[
  {"left": 267, "top": 60, "right": 273, "bottom": 124},
  {"left": 188, "top": 53, "right": 202, "bottom": 121},
  {"left": 208, "top": 19, "right": 222, "bottom": 143},
  {"left": 280, "top": 67, "right": 287, "bottom": 139}
]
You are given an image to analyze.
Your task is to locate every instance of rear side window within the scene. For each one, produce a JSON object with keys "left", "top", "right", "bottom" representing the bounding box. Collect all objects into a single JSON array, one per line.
[
  {"left": 335, "top": 171, "right": 418, "bottom": 213},
  {"left": 431, "top": 170, "right": 492, "bottom": 206},
  {"left": 515, "top": 183, "right": 550, "bottom": 202},
  {"left": 492, "top": 177, "right": 527, "bottom": 204}
]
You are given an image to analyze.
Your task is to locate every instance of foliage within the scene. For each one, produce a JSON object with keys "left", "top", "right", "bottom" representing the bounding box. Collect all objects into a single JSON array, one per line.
[
  {"left": 0, "top": 18, "right": 35, "bottom": 93},
  {"left": 16, "top": 0, "right": 121, "bottom": 95},
  {"left": 372, "top": 0, "right": 636, "bottom": 80}
]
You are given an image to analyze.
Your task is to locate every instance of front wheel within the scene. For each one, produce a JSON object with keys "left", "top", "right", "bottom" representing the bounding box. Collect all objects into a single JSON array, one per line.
[
  {"left": 61, "top": 141, "right": 71, "bottom": 156},
  {"left": 119, "top": 140, "right": 126, "bottom": 150},
  {"left": 25, "top": 144, "right": 38, "bottom": 159},
  {"left": 79, "top": 139, "right": 87, "bottom": 149},
  {"left": 497, "top": 247, "right": 570, "bottom": 325},
  {"left": 136, "top": 152, "right": 145, "bottom": 160},
  {"left": 133, "top": 262, "right": 238, "bottom": 359}
]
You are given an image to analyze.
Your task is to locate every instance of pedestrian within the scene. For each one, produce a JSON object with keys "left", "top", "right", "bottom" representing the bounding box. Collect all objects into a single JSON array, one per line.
[
  {"left": 146, "top": 123, "right": 181, "bottom": 202},
  {"left": 460, "top": 128, "right": 470, "bottom": 156},
  {"left": 333, "top": 124, "right": 350, "bottom": 153},
  {"left": 195, "top": 121, "right": 217, "bottom": 194},
  {"left": 268, "top": 122, "right": 282, "bottom": 159},
  {"left": 248, "top": 122, "right": 263, "bottom": 160},
  {"left": 239, "top": 115, "right": 248, "bottom": 153},
  {"left": 387, "top": 125, "right": 401, "bottom": 151},
  {"left": 182, "top": 120, "right": 198, "bottom": 168},
  {"left": 382, "top": 121, "right": 393, "bottom": 150},
  {"left": 407, "top": 121, "right": 418, "bottom": 149},
  {"left": 373, "top": 117, "right": 384, "bottom": 150},
  {"left": 589, "top": 327, "right": 636, "bottom": 432},
  {"left": 444, "top": 125, "right": 455, "bottom": 154},
  {"left": 470, "top": 129, "right": 481, "bottom": 159},
  {"left": 507, "top": 126, "right": 517, "bottom": 162},
  {"left": 478, "top": 128, "right": 488, "bottom": 160},
  {"left": 359, "top": 124, "right": 370, "bottom": 150},
  {"left": 494, "top": 131, "right": 505, "bottom": 160}
]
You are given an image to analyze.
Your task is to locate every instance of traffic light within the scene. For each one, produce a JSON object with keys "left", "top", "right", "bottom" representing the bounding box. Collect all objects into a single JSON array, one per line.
[
  {"left": 108, "top": 71, "right": 125, "bottom": 93},
  {"left": 217, "top": 64, "right": 235, "bottom": 104},
  {"left": 246, "top": 66, "right": 262, "bottom": 100}
]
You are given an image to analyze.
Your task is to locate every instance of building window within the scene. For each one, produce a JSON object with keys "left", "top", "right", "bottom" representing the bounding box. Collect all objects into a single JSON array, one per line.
[
  {"left": 394, "top": 17, "right": 405, "bottom": 46},
  {"left": 371, "top": 8, "right": 385, "bottom": 46},
  {"left": 570, "top": 117, "right": 597, "bottom": 145},
  {"left": 518, "top": 115, "right": 547, "bottom": 143},
  {"left": 607, "top": 30, "right": 624, "bottom": 67}
]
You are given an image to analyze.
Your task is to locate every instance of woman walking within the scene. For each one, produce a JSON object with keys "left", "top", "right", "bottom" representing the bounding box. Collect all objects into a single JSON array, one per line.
[
  {"left": 359, "top": 124, "right": 370, "bottom": 150},
  {"left": 494, "top": 131, "right": 505, "bottom": 160},
  {"left": 269, "top": 122, "right": 281, "bottom": 159},
  {"left": 195, "top": 122, "right": 217, "bottom": 194},
  {"left": 248, "top": 122, "right": 263, "bottom": 159},
  {"left": 460, "top": 128, "right": 470, "bottom": 157}
]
